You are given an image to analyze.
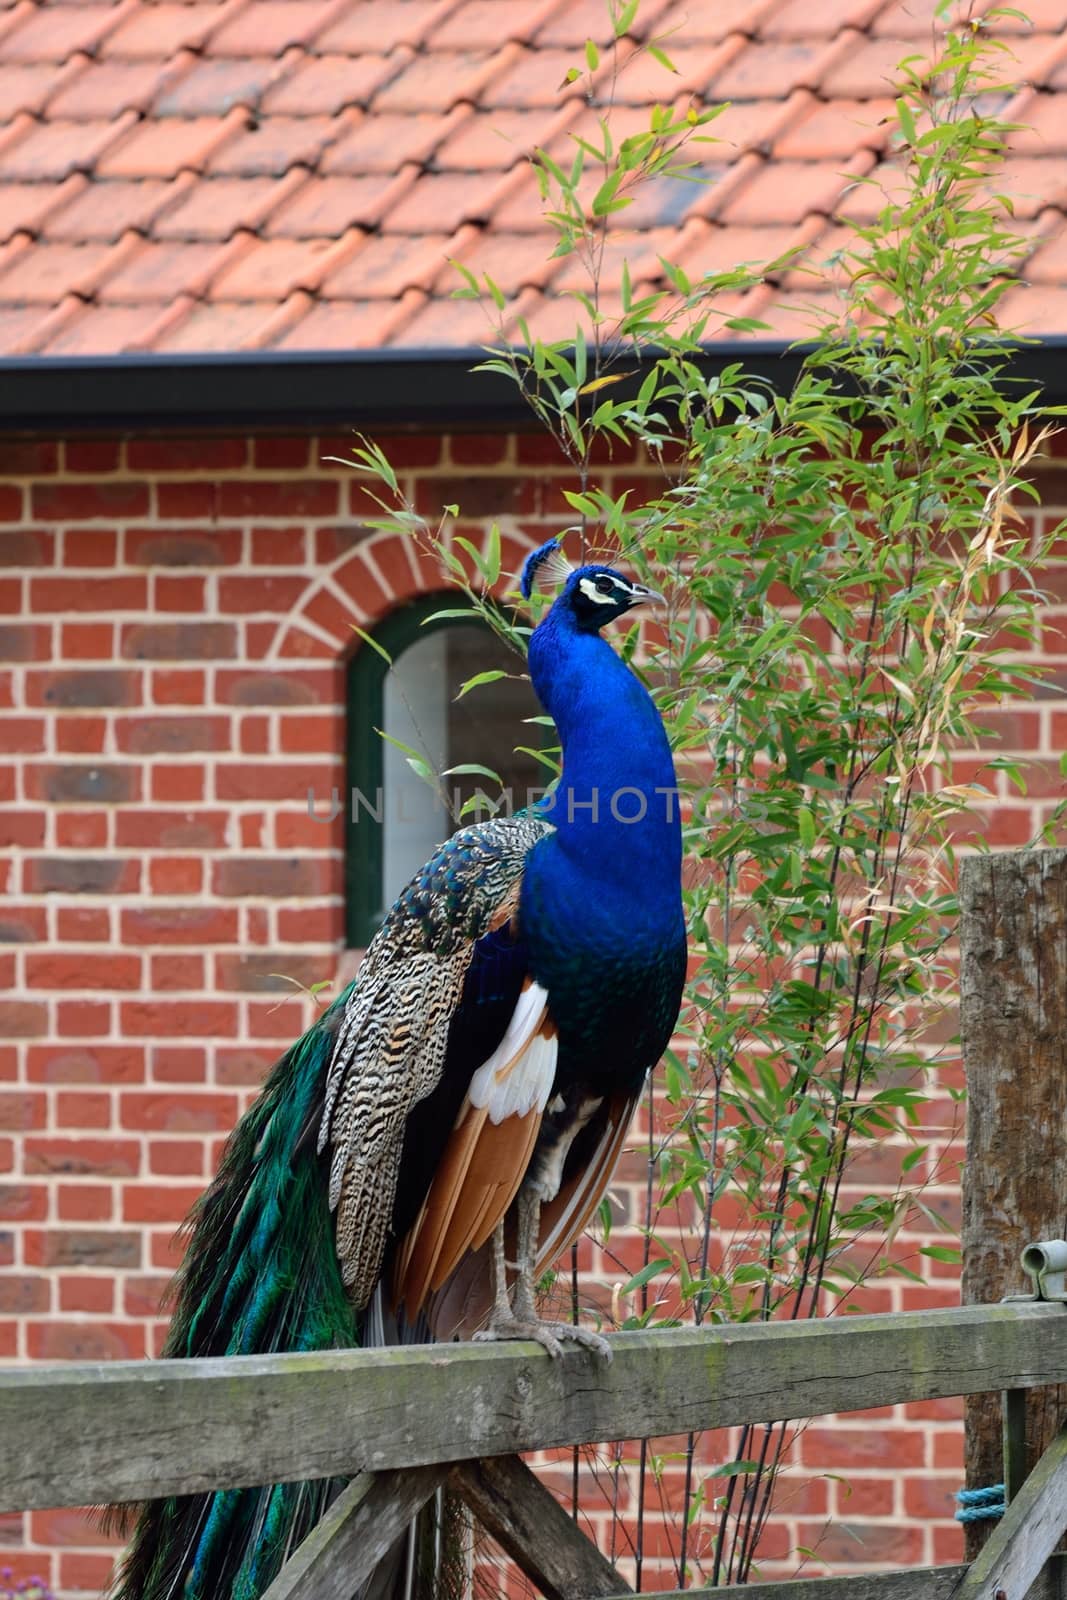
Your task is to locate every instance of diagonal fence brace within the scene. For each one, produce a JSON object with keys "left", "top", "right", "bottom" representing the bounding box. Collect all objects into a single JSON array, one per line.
[
  {"left": 451, "top": 1453, "right": 632, "bottom": 1600},
  {"left": 260, "top": 1464, "right": 449, "bottom": 1600},
  {"left": 951, "top": 1422, "right": 1067, "bottom": 1600}
]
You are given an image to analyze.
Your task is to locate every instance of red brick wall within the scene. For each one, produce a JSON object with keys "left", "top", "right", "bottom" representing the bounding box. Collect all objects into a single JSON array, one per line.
[{"left": 1, "top": 430, "right": 1065, "bottom": 1595}]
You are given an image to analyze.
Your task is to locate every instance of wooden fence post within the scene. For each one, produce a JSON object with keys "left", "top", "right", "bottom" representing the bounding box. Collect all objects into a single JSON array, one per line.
[{"left": 960, "top": 847, "right": 1067, "bottom": 1558}]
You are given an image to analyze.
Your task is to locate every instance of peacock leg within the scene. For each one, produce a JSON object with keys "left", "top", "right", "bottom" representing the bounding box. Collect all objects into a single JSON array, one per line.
[{"left": 474, "top": 1187, "right": 612, "bottom": 1361}]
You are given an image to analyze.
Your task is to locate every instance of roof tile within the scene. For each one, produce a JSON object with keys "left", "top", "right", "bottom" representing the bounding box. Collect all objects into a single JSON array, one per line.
[
  {"left": 434, "top": 106, "right": 577, "bottom": 170},
  {"left": 772, "top": 96, "right": 893, "bottom": 158},
  {"left": 0, "top": 114, "right": 135, "bottom": 181},
  {"left": 152, "top": 174, "right": 302, "bottom": 241},
  {"left": 274, "top": 294, "right": 421, "bottom": 348},
  {"left": 42, "top": 301, "right": 182, "bottom": 354},
  {"left": 101, "top": 2, "right": 237, "bottom": 61},
  {"left": 2, "top": 2, "right": 129, "bottom": 63},
  {"left": 312, "top": 0, "right": 458, "bottom": 56},
  {"left": 96, "top": 239, "right": 244, "bottom": 303},
  {"left": 259, "top": 53, "right": 398, "bottom": 115},
  {"left": 534, "top": 0, "right": 679, "bottom": 46},
  {"left": 381, "top": 169, "right": 525, "bottom": 234},
  {"left": 0, "top": 61, "right": 73, "bottom": 117},
  {"left": 718, "top": 153, "right": 875, "bottom": 226},
  {"left": 997, "top": 282, "right": 1067, "bottom": 334},
  {"left": 43, "top": 177, "right": 191, "bottom": 242},
  {"left": 204, "top": 0, "right": 348, "bottom": 57},
  {"left": 322, "top": 232, "right": 455, "bottom": 299},
  {"left": 375, "top": 47, "right": 520, "bottom": 113},
  {"left": 0, "top": 175, "right": 86, "bottom": 243},
  {"left": 435, "top": 0, "right": 563, "bottom": 50},
  {"left": 391, "top": 290, "right": 505, "bottom": 346},
  {"left": 446, "top": 227, "right": 563, "bottom": 295},
  {"left": 758, "top": 0, "right": 886, "bottom": 39},
  {"left": 155, "top": 299, "right": 298, "bottom": 351},
  {"left": 320, "top": 110, "right": 464, "bottom": 174},
  {"left": 47, "top": 58, "right": 174, "bottom": 120},
  {"left": 264, "top": 173, "right": 415, "bottom": 237},
  {"left": 97, "top": 111, "right": 246, "bottom": 178},
  {"left": 0, "top": 239, "right": 121, "bottom": 304},
  {"left": 154, "top": 56, "right": 286, "bottom": 118},
  {"left": 205, "top": 113, "right": 343, "bottom": 176},
  {"left": 483, "top": 44, "right": 625, "bottom": 108},
  {"left": 0, "top": 0, "right": 1063, "bottom": 354},
  {"left": 209, "top": 231, "right": 365, "bottom": 299},
  {"left": 712, "top": 35, "right": 858, "bottom": 98}
]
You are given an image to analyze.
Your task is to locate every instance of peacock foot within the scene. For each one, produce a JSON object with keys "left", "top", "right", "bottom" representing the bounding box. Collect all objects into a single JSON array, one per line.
[{"left": 474, "top": 1314, "right": 612, "bottom": 1361}]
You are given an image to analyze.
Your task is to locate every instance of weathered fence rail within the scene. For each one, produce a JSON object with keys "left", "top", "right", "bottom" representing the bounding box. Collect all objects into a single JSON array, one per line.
[{"left": 4, "top": 1296, "right": 1067, "bottom": 1598}]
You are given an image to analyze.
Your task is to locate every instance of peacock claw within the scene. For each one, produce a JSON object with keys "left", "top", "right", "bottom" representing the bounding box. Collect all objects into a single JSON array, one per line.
[{"left": 474, "top": 1316, "right": 613, "bottom": 1361}]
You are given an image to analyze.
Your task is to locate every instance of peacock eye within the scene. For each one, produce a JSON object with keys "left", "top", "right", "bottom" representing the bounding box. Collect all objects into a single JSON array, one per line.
[{"left": 594, "top": 576, "right": 615, "bottom": 595}]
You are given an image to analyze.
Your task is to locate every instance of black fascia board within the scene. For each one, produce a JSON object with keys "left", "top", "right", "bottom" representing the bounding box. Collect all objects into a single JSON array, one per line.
[{"left": 0, "top": 337, "right": 1065, "bottom": 433}]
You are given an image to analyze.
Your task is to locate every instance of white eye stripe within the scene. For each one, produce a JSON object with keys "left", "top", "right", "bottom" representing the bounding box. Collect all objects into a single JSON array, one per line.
[{"left": 578, "top": 575, "right": 632, "bottom": 605}]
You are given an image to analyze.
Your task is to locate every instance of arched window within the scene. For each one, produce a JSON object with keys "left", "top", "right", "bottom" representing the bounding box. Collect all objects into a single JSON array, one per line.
[{"left": 346, "top": 595, "right": 544, "bottom": 946}]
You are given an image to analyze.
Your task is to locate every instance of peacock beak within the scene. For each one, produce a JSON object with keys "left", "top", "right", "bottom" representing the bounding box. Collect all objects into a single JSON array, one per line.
[{"left": 628, "top": 584, "right": 666, "bottom": 609}]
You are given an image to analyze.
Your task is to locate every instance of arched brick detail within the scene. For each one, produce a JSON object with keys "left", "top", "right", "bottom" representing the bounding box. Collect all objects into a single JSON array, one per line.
[{"left": 268, "top": 526, "right": 541, "bottom": 665}]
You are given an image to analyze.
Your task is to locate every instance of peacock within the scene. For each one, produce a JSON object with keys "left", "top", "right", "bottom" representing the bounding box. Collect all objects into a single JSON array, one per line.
[{"left": 110, "top": 536, "right": 687, "bottom": 1600}]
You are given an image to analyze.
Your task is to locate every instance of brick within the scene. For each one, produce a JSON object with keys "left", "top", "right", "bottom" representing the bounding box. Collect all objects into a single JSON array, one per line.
[
  {"left": 37, "top": 763, "right": 138, "bottom": 804},
  {"left": 149, "top": 858, "right": 205, "bottom": 897},
  {"left": 0, "top": 1005, "right": 47, "bottom": 1041},
  {"left": 217, "top": 479, "right": 340, "bottom": 518},
  {"left": 127, "top": 437, "right": 248, "bottom": 471},
  {"left": 27, "top": 1228, "right": 142, "bottom": 1269},
  {"left": 25, "top": 1043, "right": 141, "bottom": 1081},
  {"left": 123, "top": 1183, "right": 203, "bottom": 1224},
  {"left": 279, "top": 712, "right": 343, "bottom": 753},
  {"left": 116, "top": 714, "right": 232, "bottom": 754},
  {"left": 215, "top": 951, "right": 329, "bottom": 992},
  {"left": 56, "top": 999, "right": 112, "bottom": 1036},
  {"left": 215, "top": 1047, "right": 276, "bottom": 1086},
  {"left": 123, "top": 619, "right": 238, "bottom": 659},
  {"left": 119, "top": 1090, "right": 239, "bottom": 1131},
  {"left": 150, "top": 952, "right": 206, "bottom": 991},
  {"left": 29, "top": 666, "right": 136, "bottom": 710},
  {"left": 123, "top": 1273, "right": 172, "bottom": 1317},
  {"left": 155, "top": 574, "right": 206, "bottom": 610},
  {"left": 151, "top": 1043, "right": 206, "bottom": 1078},
  {"left": 65, "top": 439, "right": 121, "bottom": 472},
  {"left": 25, "top": 952, "right": 141, "bottom": 989},
  {"left": 63, "top": 527, "right": 119, "bottom": 567},
  {"left": 59, "top": 1273, "right": 115, "bottom": 1311},
  {"left": 126, "top": 527, "right": 244, "bottom": 564},
  {"left": 56, "top": 1088, "right": 112, "bottom": 1128},
  {"left": 27, "top": 1320, "right": 147, "bottom": 1361},
  {"left": 55, "top": 812, "right": 109, "bottom": 848},
  {"left": 150, "top": 763, "right": 206, "bottom": 803},
  {"left": 30, "top": 482, "right": 151, "bottom": 521},
  {"left": 217, "top": 574, "right": 308, "bottom": 612},
  {"left": 56, "top": 1181, "right": 114, "bottom": 1222},
  {"left": 116, "top": 809, "right": 229, "bottom": 849},
  {"left": 120, "top": 999, "right": 238, "bottom": 1038},
  {"left": 120, "top": 905, "right": 239, "bottom": 944},
  {"left": 26, "top": 857, "right": 137, "bottom": 894},
  {"left": 215, "top": 763, "right": 339, "bottom": 802},
  {"left": 0, "top": 1273, "right": 49, "bottom": 1312},
  {"left": 0, "top": 715, "right": 45, "bottom": 753},
  {"left": 213, "top": 856, "right": 326, "bottom": 897},
  {"left": 0, "top": 528, "right": 54, "bottom": 564},
  {"left": 151, "top": 668, "right": 207, "bottom": 705},
  {"left": 55, "top": 716, "right": 108, "bottom": 754},
  {"left": 0, "top": 1183, "right": 47, "bottom": 1222},
  {"left": 0, "top": 812, "right": 46, "bottom": 848},
  {"left": 60, "top": 620, "right": 116, "bottom": 658},
  {"left": 149, "top": 1138, "right": 206, "bottom": 1177},
  {"left": 24, "top": 1138, "right": 140, "bottom": 1177},
  {"left": 217, "top": 669, "right": 330, "bottom": 704}
]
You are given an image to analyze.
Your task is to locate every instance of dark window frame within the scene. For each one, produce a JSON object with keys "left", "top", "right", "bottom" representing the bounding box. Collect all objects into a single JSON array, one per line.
[{"left": 345, "top": 591, "right": 488, "bottom": 948}]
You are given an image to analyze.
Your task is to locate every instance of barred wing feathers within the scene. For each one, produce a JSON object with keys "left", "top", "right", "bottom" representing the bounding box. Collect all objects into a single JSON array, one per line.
[{"left": 317, "top": 813, "right": 554, "bottom": 1310}]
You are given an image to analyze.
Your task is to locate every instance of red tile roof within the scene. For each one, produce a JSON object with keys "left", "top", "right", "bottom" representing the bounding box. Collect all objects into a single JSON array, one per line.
[{"left": 0, "top": 0, "right": 1064, "bottom": 356}]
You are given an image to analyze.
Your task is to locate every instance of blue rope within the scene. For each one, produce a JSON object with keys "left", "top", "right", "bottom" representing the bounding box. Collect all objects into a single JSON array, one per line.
[{"left": 955, "top": 1484, "right": 1005, "bottom": 1522}]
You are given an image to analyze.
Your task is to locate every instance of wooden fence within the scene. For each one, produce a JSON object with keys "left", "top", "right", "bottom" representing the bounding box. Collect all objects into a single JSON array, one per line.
[{"left": 4, "top": 1283, "right": 1067, "bottom": 1599}]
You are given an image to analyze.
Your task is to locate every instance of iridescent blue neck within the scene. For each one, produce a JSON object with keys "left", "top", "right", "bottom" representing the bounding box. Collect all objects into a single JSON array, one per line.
[{"left": 528, "top": 604, "right": 681, "bottom": 884}]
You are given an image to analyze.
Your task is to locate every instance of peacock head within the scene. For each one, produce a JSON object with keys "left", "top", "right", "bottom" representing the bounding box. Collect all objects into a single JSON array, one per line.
[{"left": 520, "top": 538, "right": 664, "bottom": 634}]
